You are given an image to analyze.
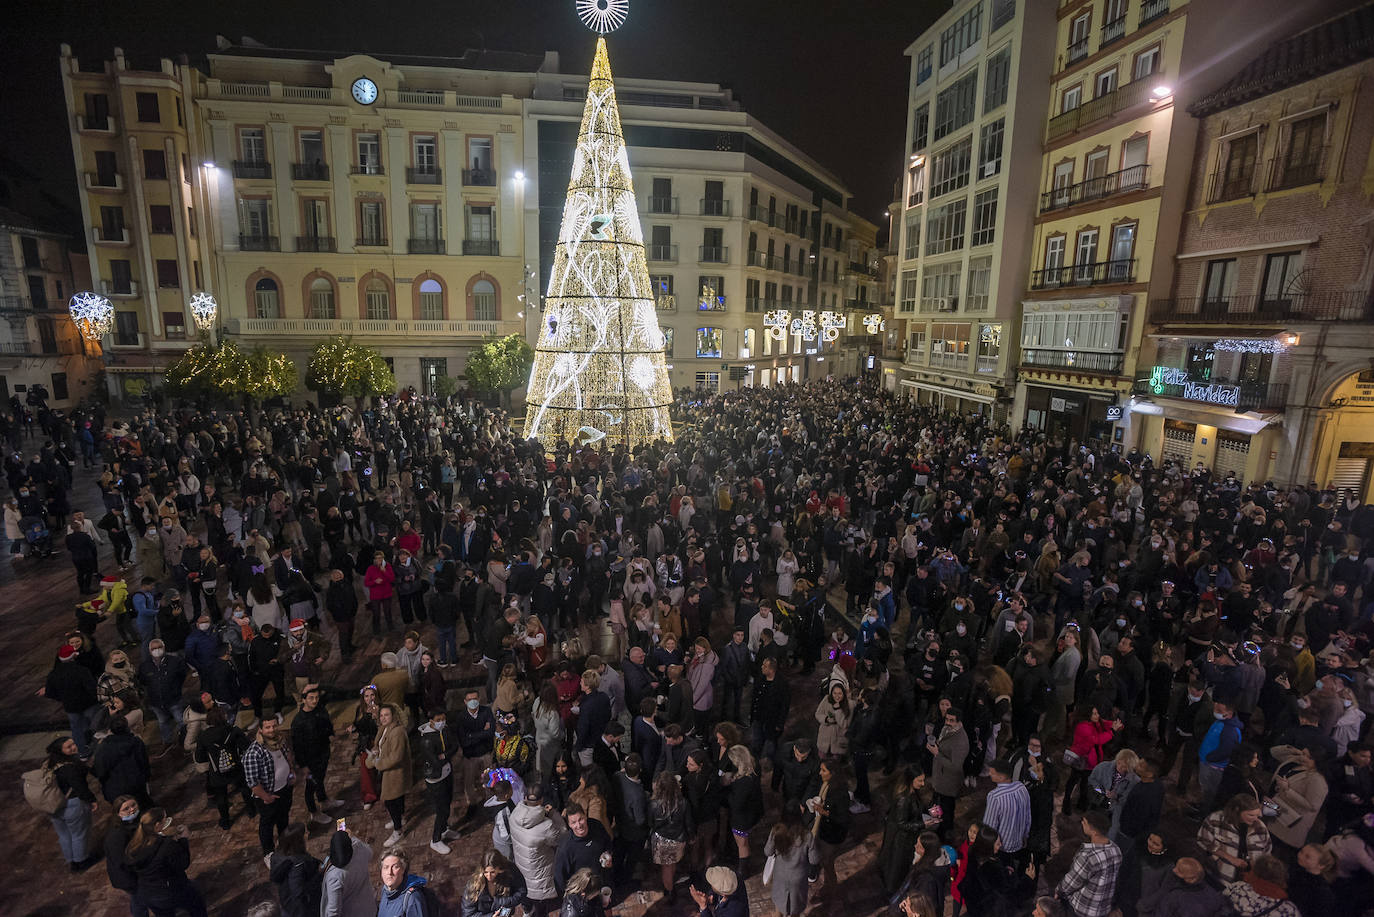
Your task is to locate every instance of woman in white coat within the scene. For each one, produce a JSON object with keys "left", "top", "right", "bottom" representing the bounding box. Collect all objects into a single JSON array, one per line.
[
  {"left": 320, "top": 830, "right": 373, "bottom": 917},
  {"left": 776, "top": 550, "right": 800, "bottom": 600}
]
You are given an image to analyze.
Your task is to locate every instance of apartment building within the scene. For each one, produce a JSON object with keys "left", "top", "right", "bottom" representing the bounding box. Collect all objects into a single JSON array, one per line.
[
  {"left": 1136, "top": 2, "right": 1374, "bottom": 489},
  {"left": 1012, "top": 0, "right": 1336, "bottom": 446},
  {"left": 895, "top": 0, "right": 1057, "bottom": 417},
  {"left": 523, "top": 64, "right": 864, "bottom": 393}
]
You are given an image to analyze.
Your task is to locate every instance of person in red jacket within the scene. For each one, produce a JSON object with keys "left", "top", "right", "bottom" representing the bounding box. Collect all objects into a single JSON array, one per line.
[
  {"left": 365, "top": 551, "right": 397, "bottom": 635},
  {"left": 1061, "top": 705, "right": 1122, "bottom": 814}
]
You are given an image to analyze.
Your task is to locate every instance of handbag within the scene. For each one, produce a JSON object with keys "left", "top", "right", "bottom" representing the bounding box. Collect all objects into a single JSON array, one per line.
[
  {"left": 1062, "top": 748, "right": 1084, "bottom": 768},
  {"left": 762, "top": 854, "right": 776, "bottom": 885}
]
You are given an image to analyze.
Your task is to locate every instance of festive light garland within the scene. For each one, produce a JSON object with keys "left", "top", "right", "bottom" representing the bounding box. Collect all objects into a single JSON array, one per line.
[
  {"left": 68, "top": 291, "right": 113, "bottom": 341},
  {"left": 523, "top": 36, "right": 674, "bottom": 450},
  {"left": 189, "top": 291, "right": 218, "bottom": 331}
]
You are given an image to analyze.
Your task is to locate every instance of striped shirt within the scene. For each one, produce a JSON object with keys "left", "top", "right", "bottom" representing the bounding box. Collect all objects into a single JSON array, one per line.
[{"left": 982, "top": 780, "right": 1032, "bottom": 853}]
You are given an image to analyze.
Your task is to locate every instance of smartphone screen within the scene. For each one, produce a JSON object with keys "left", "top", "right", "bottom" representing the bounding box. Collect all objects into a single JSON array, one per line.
[{"left": 336, "top": 817, "right": 347, "bottom": 832}]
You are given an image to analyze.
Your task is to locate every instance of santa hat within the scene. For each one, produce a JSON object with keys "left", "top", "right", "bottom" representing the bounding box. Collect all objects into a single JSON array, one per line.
[
  {"left": 90, "top": 599, "right": 105, "bottom": 609},
  {"left": 289, "top": 619, "right": 306, "bottom": 631},
  {"left": 101, "top": 575, "right": 121, "bottom": 585},
  {"left": 57, "top": 645, "right": 77, "bottom": 661}
]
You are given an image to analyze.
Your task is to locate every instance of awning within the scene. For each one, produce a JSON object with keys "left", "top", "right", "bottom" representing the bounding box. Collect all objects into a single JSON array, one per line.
[
  {"left": 1130, "top": 397, "right": 1281, "bottom": 434},
  {"left": 899, "top": 379, "right": 994, "bottom": 404}
]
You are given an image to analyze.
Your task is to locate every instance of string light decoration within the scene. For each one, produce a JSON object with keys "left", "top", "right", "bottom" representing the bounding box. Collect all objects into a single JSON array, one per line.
[
  {"left": 819, "top": 310, "right": 845, "bottom": 342},
  {"left": 523, "top": 35, "right": 674, "bottom": 451},
  {"left": 68, "top": 291, "right": 114, "bottom": 341},
  {"left": 576, "top": 0, "right": 629, "bottom": 33},
  {"left": 764, "top": 309, "right": 791, "bottom": 341},
  {"left": 188, "top": 291, "right": 218, "bottom": 331},
  {"left": 863, "top": 313, "right": 886, "bottom": 333},
  {"left": 790, "top": 310, "right": 818, "bottom": 342}
]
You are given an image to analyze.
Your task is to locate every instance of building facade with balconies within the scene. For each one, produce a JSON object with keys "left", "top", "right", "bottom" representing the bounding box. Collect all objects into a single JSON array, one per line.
[
  {"left": 1134, "top": 2, "right": 1374, "bottom": 488},
  {"left": 524, "top": 65, "right": 862, "bottom": 392},
  {"left": 894, "top": 0, "right": 1056, "bottom": 417},
  {"left": 1013, "top": 0, "right": 1345, "bottom": 445}
]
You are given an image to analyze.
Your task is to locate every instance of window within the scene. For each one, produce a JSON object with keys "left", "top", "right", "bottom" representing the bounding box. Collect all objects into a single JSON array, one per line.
[
  {"left": 925, "top": 199, "right": 967, "bottom": 255},
  {"left": 696, "top": 327, "right": 723, "bottom": 358},
  {"left": 175, "top": 97, "right": 183, "bottom": 127},
  {"left": 904, "top": 215, "right": 922, "bottom": 260},
  {"left": 239, "top": 199, "right": 270, "bottom": 239},
  {"left": 84, "top": 93, "right": 110, "bottom": 129},
  {"left": 21, "top": 237, "right": 40, "bottom": 269},
  {"left": 472, "top": 280, "right": 497, "bottom": 321},
  {"left": 99, "top": 206, "right": 124, "bottom": 240},
  {"left": 1022, "top": 310, "right": 1124, "bottom": 351},
  {"left": 978, "top": 118, "right": 1004, "bottom": 178},
  {"left": 1133, "top": 45, "right": 1161, "bottom": 80},
  {"left": 413, "top": 135, "right": 437, "bottom": 173},
  {"left": 1260, "top": 252, "right": 1302, "bottom": 305},
  {"left": 966, "top": 256, "right": 992, "bottom": 311},
  {"left": 365, "top": 278, "right": 391, "bottom": 320},
  {"left": 984, "top": 46, "right": 1011, "bottom": 113},
  {"left": 95, "top": 150, "right": 117, "bottom": 185},
  {"left": 1061, "top": 85, "right": 1082, "bottom": 114},
  {"left": 1085, "top": 148, "right": 1110, "bottom": 182},
  {"left": 254, "top": 278, "right": 280, "bottom": 319},
  {"left": 694, "top": 372, "right": 721, "bottom": 392},
  {"left": 1075, "top": 229, "right": 1099, "bottom": 274},
  {"left": 741, "top": 329, "right": 756, "bottom": 359},
  {"left": 651, "top": 273, "right": 675, "bottom": 300},
  {"left": 934, "top": 71, "right": 979, "bottom": 141},
  {"left": 135, "top": 92, "right": 159, "bottom": 123},
  {"left": 930, "top": 322, "right": 971, "bottom": 367},
  {"left": 1095, "top": 67, "right": 1117, "bottom": 98},
  {"left": 149, "top": 205, "right": 173, "bottom": 234},
  {"left": 410, "top": 203, "right": 440, "bottom": 242},
  {"left": 115, "top": 311, "right": 140, "bottom": 346},
  {"left": 163, "top": 311, "right": 186, "bottom": 340},
  {"left": 901, "top": 270, "right": 919, "bottom": 312},
  {"left": 181, "top": 152, "right": 190, "bottom": 183},
  {"left": 310, "top": 276, "right": 336, "bottom": 318},
  {"left": 143, "top": 149, "right": 167, "bottom": 180},
  {"left": 193, "top": 262, "right": 202, "bottom": 288},
  {"left": 301, "top": 200, "right": 330, "bottom": 244},
  {"left": 357, "top": 133, "right": 381, "bottom": 174},
  {"left": 908, "top": 327, "right": 927, "bottom": 358},
  {"left": 27, "top": 275, "right": 45, "bottom": 308},
  {"left": 663, "top": 328, "right": 675, "bottom": 357},
  {"left": 971, "top": 188, "right": 998, "bottom": 246},
  {"left": 240, "top": 128, "right": 266, "bottom": 163},
  {"left": 977, "top": 323, "right": 1002, "bottom": 371},
  {"left": 51, "top": 372, "right": 68, "bottom": 401},
  {"left": 1280, "top": 114, "right": 1326, "bottom": 187},
  {"left": 187, "top": 206, "right": 196, "bottom": 237},
  {"left": 467, "top": 205, "right": 494, "bottom": 241},
  {"left": 939, "top": 3, "right": 984, "bottom": 66},
  {"left": 467, "top": 137, "right": 493, "bottom": 173},
  {"left": 1109, "top": 222, "right": 1136, "bottom": 275},
  {"left": 298, "top": 130, "right": 325, "bottom": 169},
  {"left": 921, "top": 262, "right": 963, "bottom": 311},
  {"left": 1201, "top": 259, "right": 1237, "bottom": 305},
  {"left": 110, "top": 260, "right": 133, "bottom": 294},
  {"left": 421, "top": 358, "right": 448, "bottom": 397},
  {"left": 916, "top": 45, "right": 933, "bottom": 84},
  {"left": 697, "top": 276, "right": 726, "bottom": 311},
  {"left": 156, "top": 259, "right": 179, "bottom": 288},
  {"left": 704, "top": 180, "right": 725, "bottom": 215},
  {"left": 360, "top": 202, "right": 385, "bottom": 244},
  {"left": 651, "top": 177, "right": 674, "bottom": 213},
  {"left": 912, "top": 103, "right": 930, "bottom": 152},
  {"left": 1068, "top": 14, "right": 1091, "bottom": 61},
  {"left": 413, "top": 279, "right": 442, "bottom": 320},
  {"left": 1044, "top": 235, "right": 1066, "bottom": 271},
  {"left": 930, "top": 137, "right": 972, "bottom": 198}
]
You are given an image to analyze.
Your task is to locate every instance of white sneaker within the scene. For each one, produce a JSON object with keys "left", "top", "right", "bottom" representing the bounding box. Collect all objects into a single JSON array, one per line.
[
  {"left": 324, "top": 798, "right": 346, "bottom": 811},
  {"left": 441, "top": 829, "right": 461, "bottom": 841},
  {"left": 385, "top": 830, "right": 403, "bottom": 847},
  {"left": 310, "top": 812, "right": 332, "bottom": 825},
  {"left": 263, "top": 854, "right": 273, "bottom": 869},
  {"left": 384, "top": 820, "right": 394, "bottom": 831},
  {"left": 429, "top": 840, "right": 452, "bottom": 855},
  {"left": 849, "top": 801, "right": 871, "bottom": 814}
]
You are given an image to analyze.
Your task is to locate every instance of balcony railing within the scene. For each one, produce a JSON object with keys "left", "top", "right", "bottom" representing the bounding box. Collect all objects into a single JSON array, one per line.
[
  {"left": 647, "top": 196, "right": 678, "bottom": 214},
  {"left": 1207, "top": 170, "right": 1256, "bottom": 203},
  {"left": 239, "top": 234, "right": 280, "bottom": 252},
  {"left": 95, "top": 226, "right": 130, "bottom": 244},
  {"left": 408, "top": 238, "right": 446, "bottom": 254},
  {"left": 296, "top": 235, "right": 336, "bottom": 252},
  {"left": 907, "top": 190, "right": 924, "bottom": 207},
  {"left": 1101, "top": 15, "right": 1127, "bottom": 46},
  {"left": 1021, "top": 349, "right": 1124, "bottom": 374},
  {"left": 76, "top": 114, "right": 117, "bottom": 133},
  {"left": 233, "top": 317, "right": 524, "bottom": 338},
  {"left": 0, "top": 296, "right": 27, "bottom": 312},
  {"left": 462, "top": 239, "right": 499, "bottom": 256},
  {"left": 699, "top": 245, "right": 729, "bottom": 263},
  {"left": 406, "top": 167, "right": 441, "bottom": 185},
  {"left": 1065, "top": 37, "right": 1090, "bottom": 65},
  {"left": 748, "top": 205, "right": 778, "bottom": 225},
  {"left": 1268, "top": 148, "right": 1328, "bottom": 192},
  {"left": 1040, "top": 164, "right": 1149, "bottom": 213},
  {"left": 85, "top": 172, "right": 122, "bottom": 191},
  {"left": 700, "top": 199, "right": 730, "bottom": 217},
  {"left": 1139, "top": 0, "right": 1170, "bottom": 25},
  {"left": 991, "top": 0, "right": 1016, "bottom": 31},
  {"left": 462, "top": 168, "right": 496, "bottom": 186},
  {"left": 656, "top": 295, "right": 676, "bottom": 311},
  {"left": 351, "top": 163, "right": 384, "bottom": 176},
  {"left": 647, "top": 244, "right": 678, "bottom": 263},
  {"left": 291, "top": 162, "right": 330, "bottom": 181},
  {"left": 1148, "top": 291, "right": 1374, "bottom": 323},
  {"left": 1132, "top": 376, "right": 1290, "bottom": 412},
  {"left": 101, "top": 279, "right": 140, "bottom": 297},
  {"left": 1030, "top": 258, "right": 1136, "bottom": 290},
  {"left": 1046, "top": 78, "right": 1151, "bottom": 141},
  {"left": 233, "top": 160, "right": 271, "bottom": 179},
  {"left": 357, "top": 235, "right": 388, "bottom": 247}
]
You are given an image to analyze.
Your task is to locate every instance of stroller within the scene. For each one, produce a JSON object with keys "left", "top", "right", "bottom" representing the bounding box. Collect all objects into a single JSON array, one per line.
[{"left": 20, "top": 515, "right": 54, "bottom": 559}]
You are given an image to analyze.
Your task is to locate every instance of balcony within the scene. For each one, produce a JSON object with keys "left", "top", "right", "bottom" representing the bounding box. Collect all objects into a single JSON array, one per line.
[
  {"left": 84, "top": 172, "right": 122, "bottom": 191},
  {"left": 1139, "top": 0, "right": 1170, "bottom": 25},
  {"left": 1132, "top": 376, "right": 1290, "bottom": 412},
  {"left": 76, "top": 114, "right": 116, "bottom": 134},
  {"left": 1207, "top": 170, "right": 1256, "bottom": 204},
  {"left": 1101, "top": 15, "right": 1127, "bottom": 46},
  {"left": 1046, "top": 78, "right": 1151, "bottom": 141},
  {"left": 233, "top": 317, "right": 525, "bottom": 338},
  {"left": 991, "top": 0, "right": 1016, "bottom": 31},
  {"left": 1040, "top": 164, "right": 1149, "bottom": 213},
  {"left": 699, "top": 245, "right": 729, "bottom": 264},
  {"left": 406, "top": 167, "right": 441, "bottom": 185},
  {"left": 647, "top": 244, "right": 678, "bottom": 263},
  {"left": 239, "top": 235, "right": 280, "bottom": 252},
  {"left": 232, "top": 160, "right": 271, "bottom": 180},
  {"left": 1148, "top": 291, "right": 1374, "bottom": 323},
  {"left": 408, "top": 238, "right": 446, "bottom": 255},
  {"left": 462, "top": 239, "right": 499, "bottom": 256},
  {"left": 908, "top": 190, "right": 924, "bottom": 207},
  {"left": 647, "top": 196, "right": 678, "bottom": 214},
  {"left": 1267, "top": 148, "right": 1328, "bottom": 192},
  {"left": 1030, "top": 259, "right": 1136, "bottom": 290},
  {"left": 745, "top": 297, "right": 767, "bottom": 313},
  {"left": 1021, "top": 349, "right": 1124, "bottom": 374},
  {"left": 1065, "top": 37, "right": 1090, "bottom": 65},
  {"left": 101, "top": 279, "right": 140, "bottom": 298},
  {"left": 748, "top": 205, "right": 777, "bottom": 225},
  {"left": 357, "top": 235, "right": 388, "bottom": 247},
  {"left": 655, "top": 294, "right": 676, "bottom": 311},
  {"left": 291, "top": 162, "right": 330, "bottom": 181},
  {"left": 350, "top": 164, "right": 385, "bottom": 176},
  {"left": 0, "top": 296, "right": 26, "bottom": 312},
  {"left": 929, "top": 349, "right": 969, "bottom": 370},
  {"left": 697, "top": 296, "right": 728, "bottom": 313},
  {"left": 462, "top": 168, "right": 496, "bottom": 186},
  {"left": 295, "top": 235, "right": 336, "bottom": 253},
  {"left": 700, "top": 199, "right": 730, "bottom": 217},
  {"left": 94, "top": 226, "right": 130, "bottom": 245}
]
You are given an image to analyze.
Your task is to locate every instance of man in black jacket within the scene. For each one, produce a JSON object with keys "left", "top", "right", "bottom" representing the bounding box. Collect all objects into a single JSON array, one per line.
[
  {"left": 290, "top": 685, "right": 343, "bottom": 826},
  {"left": 428, "top": 577, "right": 462, "bottom": 667},
  {"left": 772, "top": 737, "right": 821, "bottom": 811},
  {"left": 42, "top": 644, "right": 100, "bottom": 757},
  {"left": 324, "top": 568, "right": 358, "bottom": 663},
  {"left": 455, "top": 688, "right": 496, "bottom": 819},
  {"left": 553, "top": 804, "right": 612, "bottom": 893},
  {"left": 748, "top": 657, "right": 790, "bottom": 764},
  {"left": 138, "top": 639, "right": 189, "bottom": 751},
  {"left": 416, "top": 709, "right": 461, "bottom": 854},
  {"left": 1326, "top": 741, "right": 1374, "bottom": 834},
  {"left": 249, "top": 623, "right": 289, "bottom": 722},
  {"left": 622, "top": 646, "right": 658, "bottom": 714}
]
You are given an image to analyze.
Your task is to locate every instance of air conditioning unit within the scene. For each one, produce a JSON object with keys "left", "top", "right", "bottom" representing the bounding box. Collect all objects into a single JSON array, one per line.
[
  {"left": 938, "top": 297, "right": 958, "bottom": 312},
  {"left": 982, "top": 160, "right": 999, "bottom": 178}
]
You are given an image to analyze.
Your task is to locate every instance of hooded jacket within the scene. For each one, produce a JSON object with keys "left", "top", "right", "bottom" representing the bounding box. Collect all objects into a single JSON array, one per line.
[
  {"left": 377, "top": 874, "right": 431, "bottom": 917},
  {"left": 321, "top": 833, "right": 374, "bottom": 917},
  {"left": 509, "top": 802, "right": 566, "bottom": 901}
]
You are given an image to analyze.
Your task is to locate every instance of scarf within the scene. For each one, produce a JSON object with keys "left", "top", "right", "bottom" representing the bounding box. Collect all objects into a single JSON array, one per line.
[
  {"left": 1244, "top": 873, "right": 1288, "bottom": 901},
  {"left": 259, "top": 730, "right": 287, "bottom": 753}
]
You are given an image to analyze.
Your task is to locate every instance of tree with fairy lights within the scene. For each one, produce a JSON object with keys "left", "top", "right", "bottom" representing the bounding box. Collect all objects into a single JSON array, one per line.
[
  {"left": 466, "top": 333, "right": 535, "bottom": 410},
  {"left": 307, "top": 336, "right": 396, "bottom": 406},
  {"left": 166, "top": 339, "right": 297, "bottom": 405},
  {"left": 522, "top": 0, "right": 674, "bottom": 451}
]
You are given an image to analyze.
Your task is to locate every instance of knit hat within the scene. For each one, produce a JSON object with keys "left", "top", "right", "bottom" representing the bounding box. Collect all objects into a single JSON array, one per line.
[
  {"left": 289, "top": 619, "right": 306, "bottom": 632},
  {"left": 705, "top": 866, "right": 738, "bottom": 896},
  {"left": 329, "top": 830, "right": 353, "bottom": 868},
  {"left": 57, "top": 645, "right": 76, "bottom": 661}
]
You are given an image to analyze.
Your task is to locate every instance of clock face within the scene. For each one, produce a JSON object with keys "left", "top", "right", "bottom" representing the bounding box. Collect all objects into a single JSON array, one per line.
[{"left": 351, "top": 78, "right": 378, "bottom": 105}]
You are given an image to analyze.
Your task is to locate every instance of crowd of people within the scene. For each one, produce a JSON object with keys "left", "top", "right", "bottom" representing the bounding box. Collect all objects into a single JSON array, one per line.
[{"left": 13, "top": 377, "right": 1374, "bottom": 917}]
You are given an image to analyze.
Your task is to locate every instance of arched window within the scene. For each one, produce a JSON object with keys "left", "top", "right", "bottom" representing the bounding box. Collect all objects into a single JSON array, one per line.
[
  {"left": 419, "top": 278, "right": 443, "bottom": 320},
  {"left": 309, "top": 276, "right": 335, "bottom": 319},
  {"left": 365, "top": 278, "right": 390, "bottom": 320},
  {"left": 472, "top": 279, "right": 496, "bottom": 321},
  {"left": 254, "top": 277, "right": 279, "bottom": 318}
]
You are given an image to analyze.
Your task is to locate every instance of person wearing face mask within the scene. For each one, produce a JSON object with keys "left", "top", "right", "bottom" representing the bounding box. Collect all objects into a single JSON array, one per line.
[
  {"left": 157, "top": 515, "right": 187, "bottom": 573},
  {"left": 138, "top": 639, "right": 189, "bottom": 753},
  {"left": 124, "top": 807, "right": 209, "bottom": 917},
  {"left": 131, "top": 578, "right": 160, "bottom": 649},
  {"left": 183, "top": 614, "right": 219, "bottom": 675},
  {"left": 105, "top": 795, "right": 144, "bottom": 907},
  {"left": 137, "top": 524, "right": 165, "bottom": 581}
]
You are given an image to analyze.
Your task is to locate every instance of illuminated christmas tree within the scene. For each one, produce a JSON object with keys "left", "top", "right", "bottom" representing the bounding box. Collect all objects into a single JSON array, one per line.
[{"left": 523, "top": 22, "right": 674, "bottom": 451}]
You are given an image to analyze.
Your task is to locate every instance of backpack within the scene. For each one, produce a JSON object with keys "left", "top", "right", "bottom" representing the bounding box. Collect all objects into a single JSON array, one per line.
[
  {"left": 206, "top": 731, "right": 242, "bottom": 775},
  {"left": 403, "top": 883, "right": 441, "bottom": 917},
  {"left": 22, "top": 763, "right": 69, "bottom": 815}
]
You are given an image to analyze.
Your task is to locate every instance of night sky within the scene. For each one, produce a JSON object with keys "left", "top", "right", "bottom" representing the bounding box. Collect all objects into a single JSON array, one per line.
[{"left": 2, "top": 0, "right": 948, "bottom": 233}]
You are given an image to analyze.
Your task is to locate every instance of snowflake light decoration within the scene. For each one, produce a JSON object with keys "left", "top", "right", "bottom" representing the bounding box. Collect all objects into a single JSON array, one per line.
[
  {"left": 863, "top": 313, "right": 886, "bottom": 334},
  {"left": 576, "top": 0, "right": 629, "bottom": 33},
  {"left": 763, "top": 309, "right": 791, "bottom": 342},
  {"left": 819, "top": 310, "right": 845, "bottom": 342},
  {"left": 791, "top": 310, "right": 818, "bottom": 342},
  {"left": 189, "top": 291, "right": 218, "bottom": 331},
  {"left": 68, "top": 291, "right": 113, "bottom": 341}
]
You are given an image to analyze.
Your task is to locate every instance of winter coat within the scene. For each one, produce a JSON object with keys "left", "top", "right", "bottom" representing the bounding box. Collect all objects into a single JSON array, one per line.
[
  {"left": 1151, "top": 873, "right": 1227, "bottom": 917},
  {"left": 138, "top": 655, "right": 189, "bottom": 709},
  {"left": 269, "top": 852, "right": 323, "bottom": 917},
  {"left": 321, "top": 836, "right": 374, "bottom": 917},
  {"left": 815, "top": 696, "right": 852, "bottom": 756},
  {"left": 1268, "top": 745, "right": 1329, "bottom": 848},
  {"left": 92, "top": 731, "right": 150, "bottom": 802},
  {"left": 687, "top": 650, "right": 718, "bottom": 711},
  {"left": 373, "top": 723, "right": 411, "bottom": 801},
  {"left": 377, "top": 875, "right": 434, "bottom": 917},
  {"left": 1196, "top": 810, "right": 1271, "bottom": 881},
  {"left": 1068, "top": 719, "right": 1116, "bottom": 769},
  {"left": 459, "top": 869, "right": 526, "bottom": 917},
  {"left": 364, "top": 563, "right": 395, "bottom": 601},
  {"left": 931, "top": 724, "right": 970, "bottom": 796},
  {"left": 126, "top": 834, "right": 197, "bottom": 909},
  {"left": 765, "top": 830, "right": 821, "bottom": 915},
  {"left": 509, "top": 801, "right": 566, "bottom": 900}
]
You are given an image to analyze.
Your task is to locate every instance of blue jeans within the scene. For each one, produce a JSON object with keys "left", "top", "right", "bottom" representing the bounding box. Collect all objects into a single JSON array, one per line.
[
  {"left": 135, "top": 617, "right": 157, "bottom": 649},
  {"left": 51, "top": 796, "right": 91, "bottom": 863},
  {"left": 67, "top": 705, "right": 99, "bottom": 757},
  {"left": 437, "top": 626, "right": 458, "bottom": 665},
  {"left": 150, "top": 703, "right": 185, "bottom": 744}
]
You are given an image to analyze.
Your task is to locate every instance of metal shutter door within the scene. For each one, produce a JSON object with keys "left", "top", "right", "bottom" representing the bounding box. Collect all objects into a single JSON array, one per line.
[
  {"left": 1214, "top": 435, "right": 1250, "bottom": 483},
  {"left": 1162, "top": 425, "right": 1195, "bottom": 466}
]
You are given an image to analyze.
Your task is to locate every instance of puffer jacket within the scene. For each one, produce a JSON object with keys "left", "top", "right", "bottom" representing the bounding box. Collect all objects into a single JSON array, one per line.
[{"left": 508, "top": 801, "right": 566, "bottom": 901}]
